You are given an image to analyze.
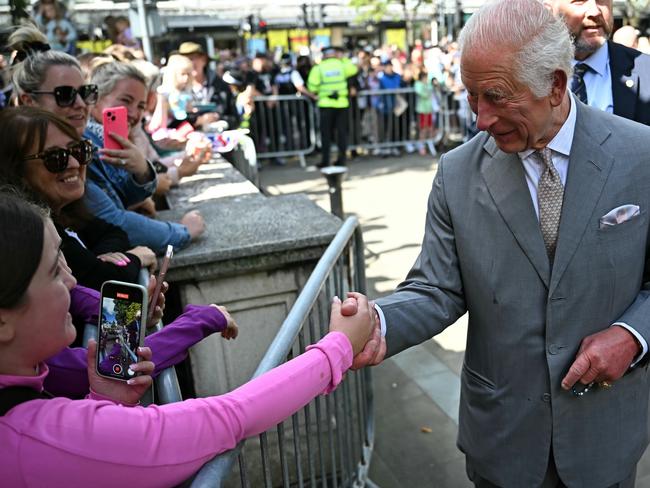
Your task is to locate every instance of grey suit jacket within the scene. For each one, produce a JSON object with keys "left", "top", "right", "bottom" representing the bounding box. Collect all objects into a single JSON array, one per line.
[{"left": 377, "top": 101, "right": 650, "bottom": 487}]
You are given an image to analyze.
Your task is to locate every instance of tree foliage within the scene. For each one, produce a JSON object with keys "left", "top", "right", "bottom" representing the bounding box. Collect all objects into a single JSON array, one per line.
[
  {"left": 349, "top": 0, "right": 432, "bottom": 23},
  {"left": 114, "top": 300, "right": 141, "bottom": 328}
]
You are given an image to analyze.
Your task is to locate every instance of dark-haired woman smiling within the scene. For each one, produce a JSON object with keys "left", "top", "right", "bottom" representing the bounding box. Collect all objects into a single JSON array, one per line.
[{"left": 0, "top": 106, "right": 154, "bottom": 290}]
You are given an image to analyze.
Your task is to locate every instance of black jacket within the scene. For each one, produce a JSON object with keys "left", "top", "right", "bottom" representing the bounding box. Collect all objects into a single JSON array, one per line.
[
  {"left": 56, "top": 217, "right": 141, "bottom": 291},
  {"left": 608, "top": 40, "right": 650, "bottom": 125}
]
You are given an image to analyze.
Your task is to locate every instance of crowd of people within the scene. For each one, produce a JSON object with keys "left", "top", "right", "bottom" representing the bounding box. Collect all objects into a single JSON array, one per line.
[
  {"left": 4, "top": 0, "right": 650, "bottom": 485},
  {"left": 0, "top": 10, "right": 381, "bottom": 488}
]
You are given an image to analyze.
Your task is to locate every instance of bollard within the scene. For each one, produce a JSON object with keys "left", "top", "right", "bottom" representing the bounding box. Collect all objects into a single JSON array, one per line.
[{"left": 320, "top": 165, "right": 348, "bottom": 219}]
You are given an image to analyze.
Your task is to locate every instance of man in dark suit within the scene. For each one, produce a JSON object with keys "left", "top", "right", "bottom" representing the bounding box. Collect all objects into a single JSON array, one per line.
[
  {"left": 547, "top": 0, "right": 650, "bottom": 124},
  {"left": 349, "top": 0, "right": 650, "bottom": 485}
]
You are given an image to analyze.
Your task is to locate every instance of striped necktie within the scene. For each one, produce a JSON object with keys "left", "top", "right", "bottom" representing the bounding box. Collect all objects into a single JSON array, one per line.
[{"left": 571, "top": 63, "right": 590, "bottom": 104}]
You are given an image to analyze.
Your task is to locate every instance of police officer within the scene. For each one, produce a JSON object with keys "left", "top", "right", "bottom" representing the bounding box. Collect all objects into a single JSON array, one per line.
[{"left": 307, "top": 46, "right": 358, "bottom": 167}]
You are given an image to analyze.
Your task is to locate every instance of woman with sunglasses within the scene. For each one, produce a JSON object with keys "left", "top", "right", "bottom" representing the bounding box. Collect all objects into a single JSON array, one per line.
[
  {"left": 9, "top": 26, "right": 202, "bottom": 254},
  {"left": 9, "top": 25, "right": 96, "bottom": 136},
  {"left": 0, "top": 106, "right": 155, "bottom": 291},
  {"left": 0, "top": 190, "right": 373, "bottom": 488}
]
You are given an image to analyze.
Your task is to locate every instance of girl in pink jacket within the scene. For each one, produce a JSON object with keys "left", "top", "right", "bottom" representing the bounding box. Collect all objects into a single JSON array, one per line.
[{"left": 0, "top": 191, "right": 374, "bottom": 488}]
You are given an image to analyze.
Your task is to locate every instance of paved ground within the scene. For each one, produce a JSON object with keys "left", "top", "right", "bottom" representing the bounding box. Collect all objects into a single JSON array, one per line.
[{"left": 259, "top": 152, "right": 650, "bottom": 488}]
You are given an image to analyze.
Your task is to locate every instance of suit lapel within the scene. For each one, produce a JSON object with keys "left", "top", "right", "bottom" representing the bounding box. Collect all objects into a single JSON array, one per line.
[
  {"left": 481, "top": 138, "right": 551, "bottom": 289},
  {"left": 609, "top": 41, "right": 638, "bottom": 120},
  {"left": 549, "top": 104, "right": 614, "bottom": 295}
]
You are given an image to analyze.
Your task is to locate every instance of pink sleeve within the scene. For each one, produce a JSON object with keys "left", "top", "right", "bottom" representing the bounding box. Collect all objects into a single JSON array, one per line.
[{"left": 0, "top": 332, "right": 352, "bottom": 488}]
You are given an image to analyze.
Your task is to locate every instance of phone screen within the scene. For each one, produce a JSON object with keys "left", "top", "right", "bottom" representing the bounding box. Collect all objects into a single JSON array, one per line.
[{"left": 97, "top": 282, "right": 146, "bottom": 381}]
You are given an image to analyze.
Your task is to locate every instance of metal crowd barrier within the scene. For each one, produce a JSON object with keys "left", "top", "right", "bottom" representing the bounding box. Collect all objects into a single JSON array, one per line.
[
  {"left": 248, "top": 88, "right": 471, "bottom": 164},
  {"left": 349, "top": 87, "right": 420, "bottom": 153},
  {"left": 190, "top": 216, "right": 376, "bottom": 488},
  {"left": 435, "top": 85, "right": 475, "bottom": 147},
  {"left": 250, "top": 94, "right": 317, "bottom": 168}
]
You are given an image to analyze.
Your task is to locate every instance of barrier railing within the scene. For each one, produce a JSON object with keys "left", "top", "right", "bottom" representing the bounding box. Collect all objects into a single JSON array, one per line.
[
  {"left": 190, "top": 216, "right": 376, "bottom": 487},
  {"left": 250, "top": 94, "right": 317, "bottom": 168},
  {"left": 250, "top": 88, "right": 474, "bottom": 164}
]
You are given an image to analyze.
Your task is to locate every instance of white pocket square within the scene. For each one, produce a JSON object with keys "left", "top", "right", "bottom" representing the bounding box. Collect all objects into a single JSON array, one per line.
[{"left": 599, "top": 204, "right": 641, "bottom": 228}]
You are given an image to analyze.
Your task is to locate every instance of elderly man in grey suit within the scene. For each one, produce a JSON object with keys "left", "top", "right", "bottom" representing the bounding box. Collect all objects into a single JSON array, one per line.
[{"left": 349, "top": 0, "right": 650, "bottom": 486}]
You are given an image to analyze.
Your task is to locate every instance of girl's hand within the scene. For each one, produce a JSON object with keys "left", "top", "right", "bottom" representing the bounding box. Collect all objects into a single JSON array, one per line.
[
  {"left": 210, "top": 304, "right": 239, "bottom": 340},
  {"left": 87, "top": 340, "right": 155, "bottom": 405}
]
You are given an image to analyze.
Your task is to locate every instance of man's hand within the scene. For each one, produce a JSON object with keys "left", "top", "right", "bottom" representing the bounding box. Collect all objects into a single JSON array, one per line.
[
  {"left": 351, "top": 319, "right": 386, "bottom": 369},
  {"left": 561, "top": 326, "right": 642, "bottom": 390},
  {"left": 336, "top": 292, "right": 387, "bottom": 369}
]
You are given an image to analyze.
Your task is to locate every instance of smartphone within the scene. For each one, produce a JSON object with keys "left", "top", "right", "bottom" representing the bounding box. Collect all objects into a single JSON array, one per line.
[
  {"left": 102, "top": 106, "right": 129, "bottom": 150},
  {"left": 147, "top": 245, "right": 173, "bottom": 323},
  {"left": 96, "top": 280, "right": 148, "bottom": 381}
]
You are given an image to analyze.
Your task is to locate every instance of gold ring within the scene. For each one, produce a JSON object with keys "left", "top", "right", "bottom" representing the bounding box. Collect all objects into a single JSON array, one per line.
[{"left": 598, "top": 381, "right": 613, "bottom": 389}]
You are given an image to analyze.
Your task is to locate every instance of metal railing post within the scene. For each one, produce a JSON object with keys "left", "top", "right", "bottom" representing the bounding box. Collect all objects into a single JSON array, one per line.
[{"left": 321, "top": 166, "right": 347, "bottom": 219}]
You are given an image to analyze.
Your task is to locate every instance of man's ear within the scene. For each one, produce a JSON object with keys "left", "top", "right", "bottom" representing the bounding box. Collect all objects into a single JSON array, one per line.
[
  {"left": 0, "top": 311, "right": 16, "bottom": 344},
  {"left": 550, "top": 69, "right": 568, "bottom": 106}
]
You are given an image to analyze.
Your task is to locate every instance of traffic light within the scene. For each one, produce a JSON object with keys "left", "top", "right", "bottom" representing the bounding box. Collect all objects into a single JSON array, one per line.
[{"left": 258, "top": 19, "right": 267, "bottom": 33}]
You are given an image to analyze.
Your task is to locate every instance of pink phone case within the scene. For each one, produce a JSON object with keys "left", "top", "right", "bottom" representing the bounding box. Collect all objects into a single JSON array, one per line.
[{"left": 102, "top": 106, "right": 129, "bottom": 150}]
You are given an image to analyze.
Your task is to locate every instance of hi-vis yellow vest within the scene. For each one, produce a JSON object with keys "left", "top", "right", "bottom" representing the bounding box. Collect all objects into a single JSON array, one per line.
[{"left": 307, "top": 57, "right": 358, "bottom": 109}]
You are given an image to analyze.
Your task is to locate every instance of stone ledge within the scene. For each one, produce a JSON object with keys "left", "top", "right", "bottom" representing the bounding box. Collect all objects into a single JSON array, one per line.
[{"left": 158, "top": 193, "right": 341, "bottom": 281}]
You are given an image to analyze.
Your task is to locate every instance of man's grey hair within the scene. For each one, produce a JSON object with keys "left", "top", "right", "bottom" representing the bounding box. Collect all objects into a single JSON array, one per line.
[
  {"left": 458, "top": 0, "right": 574, "bottom": 98},
  {"left": 90, "top": 61, "right": 147, "bottom": 99}
]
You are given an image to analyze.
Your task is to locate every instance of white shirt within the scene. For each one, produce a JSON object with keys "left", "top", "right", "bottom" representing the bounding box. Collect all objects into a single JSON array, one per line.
[
  {"left": 517, "top": 92, "right": 576, "bottom": 217},
  {"left": 574, "top": 43, "right": 614, "bottom": 114},
  {"left": 376, "top": 92, "right": 647, "bottom": 364}
]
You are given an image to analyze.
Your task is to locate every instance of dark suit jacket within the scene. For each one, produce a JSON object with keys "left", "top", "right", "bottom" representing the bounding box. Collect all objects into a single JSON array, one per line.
[{"left": 608, "top": 40, "right": 650, "bottom": 125}]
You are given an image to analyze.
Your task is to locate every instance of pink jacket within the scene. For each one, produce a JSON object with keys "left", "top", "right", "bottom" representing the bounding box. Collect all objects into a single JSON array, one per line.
[{"left": 0, "top": 331, "right": 352, "bottom": 488}]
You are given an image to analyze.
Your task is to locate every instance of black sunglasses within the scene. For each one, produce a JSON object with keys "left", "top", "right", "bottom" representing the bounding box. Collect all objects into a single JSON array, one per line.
[
  {"left": 29, "top": 84, "right": 99, "bottom": 107},
  {"left": 24, "top": 139, "right": 94, "bottom": 173}
]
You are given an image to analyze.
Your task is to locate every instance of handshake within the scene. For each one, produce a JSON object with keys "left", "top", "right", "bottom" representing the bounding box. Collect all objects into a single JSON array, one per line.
[{"left": 328, "top": 292, "right": 387, "bottom": 369}]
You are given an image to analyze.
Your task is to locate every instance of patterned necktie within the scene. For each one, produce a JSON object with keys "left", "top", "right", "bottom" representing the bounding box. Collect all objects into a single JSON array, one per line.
[
  {"left": 571, "top": 63, "right": 590, "bottom": 104},
  {"left": 537, "top": 147, "right": 564, "bottom": 259}
]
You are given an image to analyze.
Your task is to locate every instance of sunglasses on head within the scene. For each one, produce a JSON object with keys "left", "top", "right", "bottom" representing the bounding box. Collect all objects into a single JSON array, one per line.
[
  {"left": 29, "top": 84, "right": 99, "bottom": 107},
  {"left": 24, "top": 139, "right": 94, "bottom": 173}
]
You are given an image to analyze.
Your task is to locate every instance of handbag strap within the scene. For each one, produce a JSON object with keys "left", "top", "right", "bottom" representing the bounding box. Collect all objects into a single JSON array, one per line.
[{"left": 0, "top": 386, "right": 53, "bottom": 416}]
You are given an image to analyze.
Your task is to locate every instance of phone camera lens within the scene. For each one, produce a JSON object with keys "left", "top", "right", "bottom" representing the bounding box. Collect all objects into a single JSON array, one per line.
[
  {"left": 107, "top": 111, "right": 112, "bottom": 117},
  {"left": 111, "top": 116, "right": 116, "bottom": 121}
]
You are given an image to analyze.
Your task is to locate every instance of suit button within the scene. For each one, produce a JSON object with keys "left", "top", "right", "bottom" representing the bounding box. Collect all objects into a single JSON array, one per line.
[
  {"left": 542, "top": 393, "right": 551, "bottom": 403},
  {"left": 548, "top": 344, "right": 559, "bottom": 355}
]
